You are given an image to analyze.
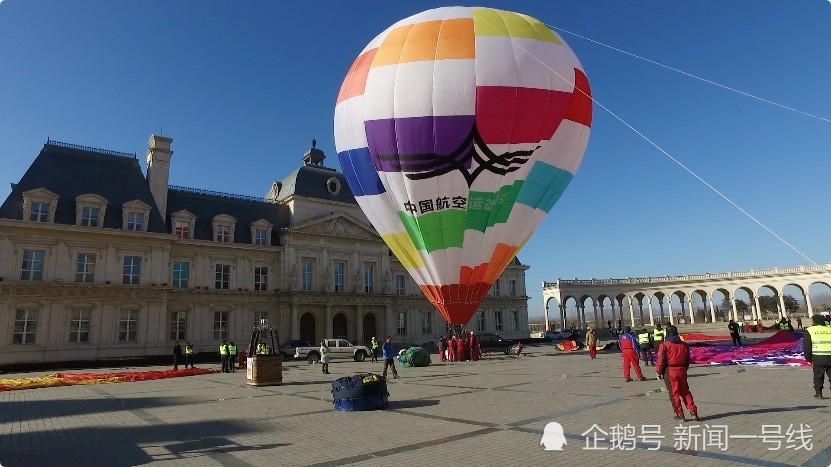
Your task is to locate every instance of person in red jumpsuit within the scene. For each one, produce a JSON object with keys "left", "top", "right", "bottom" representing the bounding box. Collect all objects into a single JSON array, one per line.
[
  {"left": 655, "top": 325, "right": 701, "bottom": 421},
  {"left": 469, "top": 332, "right": 480, "bottom": 361},
  {"left": 447, "top": 336, "right": 456, "bottom": 362},
  {"left": 618, "top": 326, "right": 645, "bottom": 382}
]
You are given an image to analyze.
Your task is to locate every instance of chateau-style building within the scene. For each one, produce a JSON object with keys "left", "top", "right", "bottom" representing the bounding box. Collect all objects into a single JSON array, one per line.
[{"left": 0, "top": 136, "right": 529, "bottom": 365}]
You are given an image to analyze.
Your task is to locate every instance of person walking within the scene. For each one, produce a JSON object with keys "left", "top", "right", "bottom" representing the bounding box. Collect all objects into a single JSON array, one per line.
[
  {"left": 637, "top": 328, "right": 654, "bottom": 366},
  {"left": 618, "top": 326, "right": 645, "bottom": 382},
  {"left": 586, "top": 327, "right": 598, "bottom": 359},
  {"left": 655, "top": 325, "right": 701, "bottom": 421},
  {"left": 172, "top": 341, "right": 182, "bottom": 370},
  {"left": 320, "top": 340, "right": 331, "bottom": 375},
  {"left": 228, "top": 341, "right": 238, "bottom": 372},
  {"left": 381, "top": 336, "right": 399, "bottom": 379},
  {"left": 797, "top": 317, "right": 803, "bottom": 330},
  {"left": 219, "top": 339, "right": 230, "bottom": 373},
  {"left": 728, "top": 319, "right": 742, "bottom": 346},
  {"left": 804, "top": 314, "right": 831, "bottom": 399},
  {"left": 184, "top": 341, "right": 195, "bottom": 369},
  {"left": 438, "top": 336, "right": 446, "bottom": 362},
  {"left": 370, "top": 337, "right": 380, "bottom": 363}
]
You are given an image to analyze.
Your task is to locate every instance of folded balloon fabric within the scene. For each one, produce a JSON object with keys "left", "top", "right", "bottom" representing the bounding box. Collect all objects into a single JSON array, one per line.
[
  {"left": 689, "top": 331, "right": 808, "bottom": 366},
  {"left": 0, "top": 368, "right": 218, "bottom": 392}
]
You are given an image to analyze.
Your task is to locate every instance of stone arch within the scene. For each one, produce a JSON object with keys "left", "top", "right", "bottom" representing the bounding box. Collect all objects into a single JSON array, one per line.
[
  {"left": 781, "top": 283, "right": 806, "bottom": 320},
  {"left": 691, "top": 289, "right": 710, "bottom": 323},
  {"left": 332, "top": 312, "right": 348, "bottom": 339},
  {"left": 299, "top": 312, "right": 316, "bottom": 342},
  {"left": 632, "top": 292, "right": 648, "bottom": 327},
  {"left": 756, "top": 285, "right": 781, "bottom": 320},
  {"left": 598, "top": 294, "right": 614, "bottom": 328},
  {"left": 809, "top": 281, "right": 831, "bottom": 317},
  {"left": 652, "top": 292, "right": 669, "bottom": 324},
  {"left": 670, "top": 290, "right": 690, "bottom": 324},
  {"left": 733, "top": 286, "right": 755, "bottom": 321},
  {"left": 711, "top": 288, "right": 732, "bottom": 321}
]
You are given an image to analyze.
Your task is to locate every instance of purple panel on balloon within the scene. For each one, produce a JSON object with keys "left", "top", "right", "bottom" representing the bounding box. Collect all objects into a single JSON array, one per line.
[{"left": 365, "top": 116, "right": 474, "bottom": 172}]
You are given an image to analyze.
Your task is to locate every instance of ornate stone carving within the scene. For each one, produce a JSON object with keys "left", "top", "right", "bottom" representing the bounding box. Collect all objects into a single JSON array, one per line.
[
  {"left": 383, "top": 270, "right": 391, "bottom": 294},
  {"left": 324, "top": 265, "right": 332, "bottom": 292},
  {"left": 290, "top": 264, "right": 298, "bottom": 291}
]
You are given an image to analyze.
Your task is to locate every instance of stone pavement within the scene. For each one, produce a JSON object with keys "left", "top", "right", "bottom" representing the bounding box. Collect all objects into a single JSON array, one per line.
[{"left": 1, "top": 344, "right": 829, "bottom": 467}]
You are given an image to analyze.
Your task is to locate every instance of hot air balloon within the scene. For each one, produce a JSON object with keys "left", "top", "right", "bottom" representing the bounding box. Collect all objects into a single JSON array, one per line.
[{"left": 334, "top": 7, "right": 592, "bottom": 328}]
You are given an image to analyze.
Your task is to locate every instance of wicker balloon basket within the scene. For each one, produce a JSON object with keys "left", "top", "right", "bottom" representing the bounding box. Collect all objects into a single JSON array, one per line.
[{"left": 246, "top": 355, "right": 283, "bottom": 386}]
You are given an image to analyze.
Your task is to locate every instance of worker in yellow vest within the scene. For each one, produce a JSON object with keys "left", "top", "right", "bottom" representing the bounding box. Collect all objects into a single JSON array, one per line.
[
  {"left": 805, "top": 315, "right": 831, "bottom": 399},
  {"left": 219, "top": 340, "right": 230, "bottom": 373},
  {"left": 637, "top": 329, "right": 654, "bottom": 366},
  {"left": 228, "top": 341, "right": 238, "bottom": 373},
  {"left": 185, "top": 341, "right": 195, "bottom": 369},
  {"left": 653, "top": 324, "right": 667, "bottom": 350}
]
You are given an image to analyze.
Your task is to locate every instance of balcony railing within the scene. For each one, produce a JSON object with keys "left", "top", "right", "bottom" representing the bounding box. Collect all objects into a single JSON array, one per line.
[
  {"left": 46, "top": 138, "right": 137, "bottom": 159},
  {"left": 169, "top": 185, "right": 269, "bottom": 203}
]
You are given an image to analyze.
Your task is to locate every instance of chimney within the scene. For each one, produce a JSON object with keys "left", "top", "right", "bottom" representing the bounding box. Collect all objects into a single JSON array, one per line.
[{"left": 146, "top": 135, "right": 173, "bottom": 220}]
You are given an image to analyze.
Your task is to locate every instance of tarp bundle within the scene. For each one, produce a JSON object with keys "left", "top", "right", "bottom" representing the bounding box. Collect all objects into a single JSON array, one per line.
[
  {"left": 0, "top": 368, "right": 218, "bottom": 392},
  {"left": 555, "top": 340, "right": 584, "bottom": 351},
  {"left": 397, "top": 347, "right": 431, "bottom": 367},
  {"left": 332, "top": 373, "right": 389, "bottom": 411},
  {"left": 689, "top": 331, "right": 808, "bottom": 366}
]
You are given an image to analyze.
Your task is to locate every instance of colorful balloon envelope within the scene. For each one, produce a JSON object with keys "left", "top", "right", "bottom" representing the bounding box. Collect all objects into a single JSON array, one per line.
[{"left": 334, "top": 7, "right": 592, "bottom": 325}]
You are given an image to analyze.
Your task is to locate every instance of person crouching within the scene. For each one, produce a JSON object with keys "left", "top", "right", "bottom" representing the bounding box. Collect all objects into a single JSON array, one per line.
[{"left": 655, "top": 325, "right": 701, "bottom": 421}]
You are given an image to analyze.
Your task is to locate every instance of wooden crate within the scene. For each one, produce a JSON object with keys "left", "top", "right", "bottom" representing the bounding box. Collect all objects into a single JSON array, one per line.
[{"left": 246, "top": 355, "right": 283, "bottom": 386}]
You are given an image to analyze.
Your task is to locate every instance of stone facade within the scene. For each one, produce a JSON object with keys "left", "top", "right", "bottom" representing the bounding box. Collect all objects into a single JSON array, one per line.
[{"left": 0, "top": 136, "right": 529, "bottom": 365}]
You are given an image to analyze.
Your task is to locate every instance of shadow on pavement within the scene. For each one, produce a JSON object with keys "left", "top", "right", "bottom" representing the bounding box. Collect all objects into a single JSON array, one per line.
[
  {"left": 387, "top": 399, "right": 441, "bottom": 409},
  {"left": 701, "top": 405, "right": 824, "bottom": 421},
  {"left": 0, "top": 419, "right": 287, "bottom": 466},
  {"left": 0, "top": 396, "right": 202, "bottom": 424}
]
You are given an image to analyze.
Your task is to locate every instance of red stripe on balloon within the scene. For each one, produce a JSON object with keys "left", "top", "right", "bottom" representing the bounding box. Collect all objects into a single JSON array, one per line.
[
  {"left": 419, "top": 283, "right": 490, "bottom": 325},
  {"left": 336, "top": 48, "right": 378, "bottom": 104},
  {"left": 564, "top": 69, "right": 592, "bottom": 127},
  {"left": 475, "top": 86, "right": 571, "bottom": 144}
]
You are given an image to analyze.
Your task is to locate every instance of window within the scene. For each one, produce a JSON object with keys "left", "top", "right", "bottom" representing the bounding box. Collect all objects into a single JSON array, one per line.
[
  {"left": 122, "top": 256, "right": 141, "bottom": 284},
  {"left": 80, "top": 207, "right": 100, "bottom": 227},
  {"left": 254, "top": 229, "right": 268, "bottom": 246},
  {"left": 395, "top": 274, "right": 405, "bottom": 296},
  {"left": 69, "top": 309, "right": 90, "bottom": 343},
  {"left": 21, "top": 250, "right": 45, "bottom": 281},
  {"left": 477, "top": 311, "right": 485, "bottom": 332},
  {"left": 172, "top": 261, "right": 189, "bottom": 288},
  {"left": 493, "top": 280, "right": 500, "bottom": 297},
  {"left": 512, "top": 311, "right": 520, "bottom": 330},
  {"left": 216, "top": 225, "right": 231, "bottom": 243},
  {"left": 509, "top": 280, "right": 517, "bottom": 297},
  {"left": 119, "top": 309, "right": 138, "bottom": 342},
  {"left": 333, "top": 262, "right": 345, "bottom": 292},
  {"left": 174, "top": 220, "right": 190, "bottom": 239},
  {"left": 302, "top": 260, "right": 313, "bottom": 291},
  {"left": 13, "top": 309, "right": 37, "bottom": 344},
  {"left": 364, "top": 264, "right": 374, "bottom": 293},
  {"left": 75, "top": 253, "right": 95, "bottom": 283},
  {"left": 170, "top": 311, "right": 186, "bottom": 341},
  {"left": 127, "top": 212, "right": 144, "bottom": 231},
  {"left": 29, "top": 202, "right": 50, "bottom": 222},
  {"left": 215, "top": 264, "right": 230, "bottom": 289},
  {"left": 254, "top": 266, "right": 268, "bottom": 291},
  {"left": 213, "top": 311, "right": 229, "bottom": 340},
  {"left": 396, "top": 311, "right": 406, "bottom": 335},
  {"left": 422, "top": 311, "right": 432, "bottom": 334},
  {"left": 495, "top": 311, "right": 503, "bottom": 331}
]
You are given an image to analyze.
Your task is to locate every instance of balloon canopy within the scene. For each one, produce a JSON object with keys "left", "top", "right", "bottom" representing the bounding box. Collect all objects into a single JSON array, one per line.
[{"left": 334, "top": 7, "right": 592, "bottom": 325}]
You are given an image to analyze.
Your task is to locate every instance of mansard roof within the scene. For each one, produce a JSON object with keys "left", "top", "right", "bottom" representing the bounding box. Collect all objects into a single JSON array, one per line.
[
  {"left": 0, "top": 141, "right": 166, "bottom": 232},
  {"left": 271, "top": 164, "right": 356, "bottom": 204},
  {"left": 166, "top": 188, "right": 289, "bottom": 245}
]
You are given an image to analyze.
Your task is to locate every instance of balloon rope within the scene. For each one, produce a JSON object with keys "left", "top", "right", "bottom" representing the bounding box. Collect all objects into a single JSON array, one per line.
[
  {"left": 547, "top": 24, "right": 831, "bottom": 125},
  {"left": 474, "top": 14, "right": 818, "bottom": 266}
]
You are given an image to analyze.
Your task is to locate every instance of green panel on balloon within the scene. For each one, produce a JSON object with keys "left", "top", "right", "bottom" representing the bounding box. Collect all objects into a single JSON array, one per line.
[
  {"left": 398, "top": 210, "right": 466, "bottom": 252},
  {"left": 466, "top": 181, "right": 523, "bottom": 232}
]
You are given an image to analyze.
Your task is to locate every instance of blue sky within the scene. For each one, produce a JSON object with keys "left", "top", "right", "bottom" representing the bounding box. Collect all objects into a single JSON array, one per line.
[{"left": 1, "top": 1, "right": 830, "bottom": 317}]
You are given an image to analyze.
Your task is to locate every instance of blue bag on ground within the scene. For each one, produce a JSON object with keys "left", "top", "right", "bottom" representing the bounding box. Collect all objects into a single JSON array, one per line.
[{"left": 331, "top": 373, "right": 389, "bottom": 411}]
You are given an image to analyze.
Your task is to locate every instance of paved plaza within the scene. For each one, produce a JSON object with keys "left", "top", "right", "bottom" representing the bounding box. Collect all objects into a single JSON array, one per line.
[{"left": 1, "top": 342, "right": 830, "bottom": 467}]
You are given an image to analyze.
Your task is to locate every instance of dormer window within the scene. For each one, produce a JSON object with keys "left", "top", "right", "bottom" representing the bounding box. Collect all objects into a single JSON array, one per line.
[
  {"left": 30, "top": 202, "right": 50, "bottom": 222},
  {"left": 250, "top": 219, "right": 273, "bottom": 246},
  {"left": 75, "top": 194, "right": 108, "bottom": 228},
  {"left": 170, "top": 210, "right": 196, "bottom": 240},
  {"left": 212, "top": 214, "right": 236, "bottom": 244},
  {"left": 121, "top": 200, "right": 151, "bottom": 232},
  {"left": 22, "top": 188, "right": 59, "bottom": 223},
  {"left": 81, "top": 207, "right": 100, "bottom": 227}
]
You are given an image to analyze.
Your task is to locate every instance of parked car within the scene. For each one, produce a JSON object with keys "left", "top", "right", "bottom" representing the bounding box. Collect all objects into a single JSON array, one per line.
[
  {"left": 278, "top": 340, "right": 315, "bottom": 360},
  {"left": 545, "top": 330, "right": 568, "bottom": 340},
  {"left": 476, "top": 332, "right": 514, "bottom": 355},
  {"left": 294, "top": 339, "right": 371, "bottom": 363}
]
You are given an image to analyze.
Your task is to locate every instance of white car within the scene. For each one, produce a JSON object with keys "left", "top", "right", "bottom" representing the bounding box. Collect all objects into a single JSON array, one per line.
[
  {"left": 545, "top": 330, "right": 569, "bottom": 340},
  {"left": 294, "top": 339, "right": 371, "bottom": 363}
]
